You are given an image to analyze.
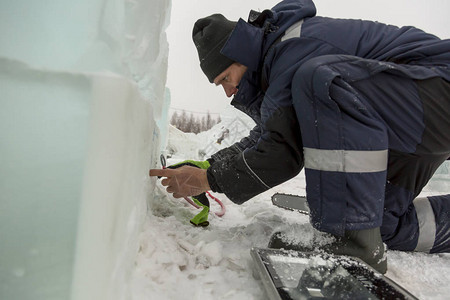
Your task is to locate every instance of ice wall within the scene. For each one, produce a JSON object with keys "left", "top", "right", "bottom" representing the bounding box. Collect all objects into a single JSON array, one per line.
[{"left": 0, "top": 0, "right": 171, "bottom": 299}]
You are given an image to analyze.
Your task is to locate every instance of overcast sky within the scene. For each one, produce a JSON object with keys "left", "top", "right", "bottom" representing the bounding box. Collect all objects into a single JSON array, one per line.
[{"left": 166, "top": 0, "right": 450, "bottom": 117}]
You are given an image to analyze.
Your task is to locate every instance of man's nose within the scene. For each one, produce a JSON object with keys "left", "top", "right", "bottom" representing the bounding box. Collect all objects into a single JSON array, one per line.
[{"left": 223, "top": 86, "right": 236, "bottom": 98}]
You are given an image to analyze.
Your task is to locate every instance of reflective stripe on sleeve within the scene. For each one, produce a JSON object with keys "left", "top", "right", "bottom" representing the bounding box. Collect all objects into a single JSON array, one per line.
[
  {"left": 413, "top": 197, "right": 437, "bottom": 253},
  {"left": 281, "top": 20, "right": 304, "bottom": 42},
  {"left": 303, "top": 147, "right": 388, "bottom": 173},
  {"left": 242, "top": 152, "right": 270, "bottom": 189}
]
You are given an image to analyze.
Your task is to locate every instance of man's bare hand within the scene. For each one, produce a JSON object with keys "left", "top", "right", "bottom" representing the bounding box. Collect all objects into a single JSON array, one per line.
[{"left": 149, "top": 166, "right": 211, "bottom": 198}]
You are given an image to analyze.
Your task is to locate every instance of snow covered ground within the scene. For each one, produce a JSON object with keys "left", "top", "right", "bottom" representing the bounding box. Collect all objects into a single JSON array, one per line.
[{"left": 131, "top": 116, "right": 450, "bottom": 300}]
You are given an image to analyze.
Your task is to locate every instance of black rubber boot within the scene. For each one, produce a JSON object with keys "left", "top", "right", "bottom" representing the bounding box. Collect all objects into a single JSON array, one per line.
[{"left": 268, "top": 227, "right": 387, "bottom": 274}]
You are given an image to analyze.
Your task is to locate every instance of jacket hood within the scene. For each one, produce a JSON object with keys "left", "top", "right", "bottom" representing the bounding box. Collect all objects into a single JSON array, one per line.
[{"left": 221, "top": 0, "right": 317, "bottom": 73}]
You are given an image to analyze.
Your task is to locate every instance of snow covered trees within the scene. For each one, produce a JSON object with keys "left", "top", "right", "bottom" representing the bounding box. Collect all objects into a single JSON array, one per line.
[{"left": 170, "top": 110, "right": 221, "bottom": 133}]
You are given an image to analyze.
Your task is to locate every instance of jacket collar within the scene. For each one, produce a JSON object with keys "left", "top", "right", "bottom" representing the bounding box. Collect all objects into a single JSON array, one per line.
[
  {"left": 264, "top": 0, "right": 317, "bottom": 52},
  {"left": 220, "top": 19, "right": 265, "bottom": 73},
  {"left": 221, "top": 0, "right": 317, "bottom": 107},
  {"left": 221, "top": 0, "right": 317, "bottom": 73}
]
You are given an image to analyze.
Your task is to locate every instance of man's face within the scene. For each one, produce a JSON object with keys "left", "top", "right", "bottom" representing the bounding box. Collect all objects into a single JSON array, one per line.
[{"left": 213, "top": 63, "right": 248, "bottom": 98}]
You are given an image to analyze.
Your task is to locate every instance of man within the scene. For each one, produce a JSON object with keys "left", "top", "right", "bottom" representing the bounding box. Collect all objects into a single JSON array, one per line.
[{"left": 150, "top": 0, "right": 450, "bottom": 273}]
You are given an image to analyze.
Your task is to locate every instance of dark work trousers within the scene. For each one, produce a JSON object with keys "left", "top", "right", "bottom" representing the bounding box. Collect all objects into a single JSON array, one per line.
[{"left": 291, "top": 54, "right": 450, "bottom": 253}]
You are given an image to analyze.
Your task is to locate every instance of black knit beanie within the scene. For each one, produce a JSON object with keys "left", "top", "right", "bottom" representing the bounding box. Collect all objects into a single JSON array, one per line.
[{"left": 192, "top": 14, "right": 237, "bottom": 83}]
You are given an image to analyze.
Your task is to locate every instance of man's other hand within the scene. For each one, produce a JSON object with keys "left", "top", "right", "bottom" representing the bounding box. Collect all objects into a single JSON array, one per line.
[{"left": 149, "top": 166, "right": 211, "bottom": 198}]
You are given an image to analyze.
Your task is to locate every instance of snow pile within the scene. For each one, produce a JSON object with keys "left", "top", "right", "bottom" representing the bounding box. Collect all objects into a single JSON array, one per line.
[
  {"left": 273, "top": 223, "right": 337, "bottom": 250},
  {"left": 167, "top": 107, "right": 255, "bottom": 160},
  {"left": 0, "top": 0, "right": 170, "bottom": 299},
  {"left": 132, "top": 124, "right": 450, "bottom": 299},
  {"left": 166, "top": 125, "right": 205, "bottom": 160}
]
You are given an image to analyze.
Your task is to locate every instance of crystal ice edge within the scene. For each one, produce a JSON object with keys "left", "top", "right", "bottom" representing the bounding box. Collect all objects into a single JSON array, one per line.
[{"left": 0, "top": 57, "right": 161, "bottom": 300}]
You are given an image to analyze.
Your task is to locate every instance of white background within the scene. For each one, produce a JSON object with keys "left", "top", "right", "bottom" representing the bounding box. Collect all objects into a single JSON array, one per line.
[{"left": 166, "top": 0, "right": 450, "bottom": 117}]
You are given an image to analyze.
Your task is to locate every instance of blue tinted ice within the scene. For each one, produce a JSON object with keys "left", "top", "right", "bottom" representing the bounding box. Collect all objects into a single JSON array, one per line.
[{"left": 0, "top": 0, "right": 170, "bottom": 299}]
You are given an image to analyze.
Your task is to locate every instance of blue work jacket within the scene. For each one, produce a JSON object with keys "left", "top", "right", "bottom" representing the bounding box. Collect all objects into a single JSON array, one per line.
[{"left": 207, "top": 0, "right": 450, "bottom": 203}]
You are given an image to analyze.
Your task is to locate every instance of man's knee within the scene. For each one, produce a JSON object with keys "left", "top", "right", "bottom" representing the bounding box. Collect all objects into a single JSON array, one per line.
[{"left": 382, "top": 194, "right": 450, "bottom": 253}]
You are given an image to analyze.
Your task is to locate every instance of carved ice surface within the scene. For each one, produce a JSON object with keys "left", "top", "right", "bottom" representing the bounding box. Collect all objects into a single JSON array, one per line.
[{"left": 0, "top": 0, "right": 170, "bottom": 299}]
